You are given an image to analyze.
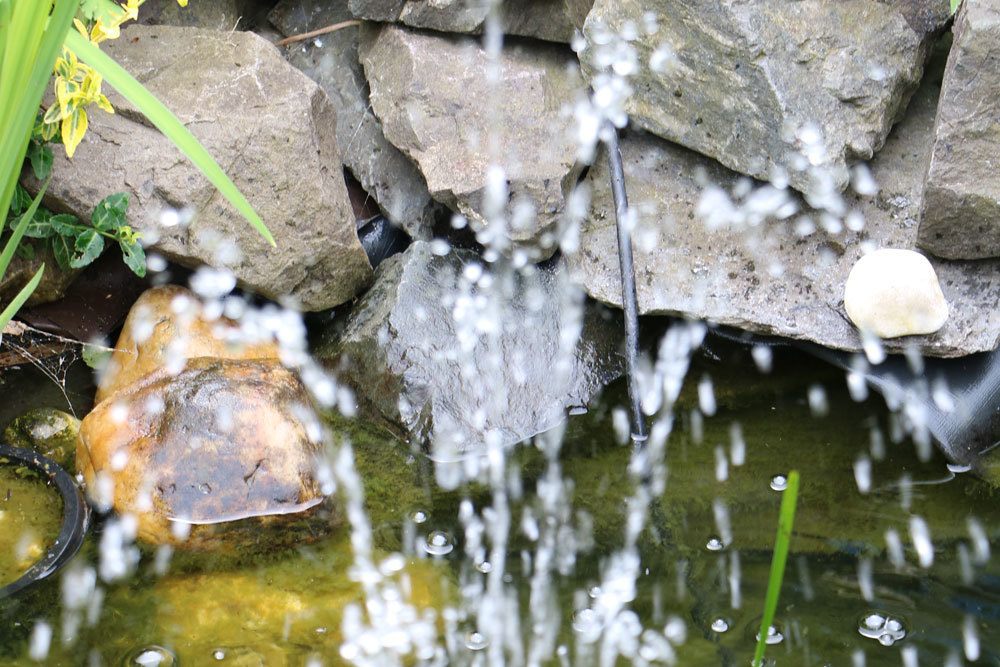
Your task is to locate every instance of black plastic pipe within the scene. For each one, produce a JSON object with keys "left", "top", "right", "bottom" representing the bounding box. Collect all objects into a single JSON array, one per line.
[{"left": 604, "top": 123, "right": 647, "bottom": 442}]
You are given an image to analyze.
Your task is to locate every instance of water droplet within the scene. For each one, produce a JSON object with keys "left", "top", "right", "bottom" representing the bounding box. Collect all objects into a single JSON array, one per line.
[
  {"left": 568, "top": 405, "right": 588, "bottom": 416},
  {"left": 476, "top": 561, "right": 493, "bottom": 574},
  {"left": 465, "top": 631, "right": 489, "bottom": 651},
  {"left": 213, "top": 649, "right": 225, "bottom": 660},
  {"left": 755, "top": 623, "right": 784, "bottom": 645},
  {"left": 706, "top": 537, "right": 724, "bottom": 552},
  {"left": 769, "top": 474, "right": 788, "bottom": 491},
  {"left": 710, "top": 618, "right": 730, "bottom": 633},
  {"left": 423, "top": 530, "right": 454, "bottom": 556},
  {"left": 198, "top": 483, "right": 212, "bottom": 495},
  {"left": 947, "top": 463, "right": 971, "bottom": 474},
  {"left": 125, "top": 646, "right": 177, "bottom": 666},
  {"left": 572, "top": 608, "right": 603, "bottom": 642},
  {"left": 411, "top": 510, "right": 428, "bottom": 524},
  {"left": 858, "top": 612, "right": 906, "bottom": 646}
]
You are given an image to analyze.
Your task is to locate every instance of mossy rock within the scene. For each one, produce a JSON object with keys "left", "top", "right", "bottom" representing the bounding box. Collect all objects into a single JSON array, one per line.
[{"left": 3, "top": 407, "right": 79, "bottom": 469}]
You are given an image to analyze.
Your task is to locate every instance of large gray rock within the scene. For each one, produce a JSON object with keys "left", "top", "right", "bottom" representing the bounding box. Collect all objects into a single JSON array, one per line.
[
  {"left": 580, "top": 0, "right": 948, "bottom": 194},
  {"left": 35, "top": 25, "right": 372, "bottom": 311},
  {"left": 269, "top": 0, "right": 439, "bottom": 238},
  {"left": 347, "top": 0, "right": 593, "bottom": 43},
  {"left": 918, "top": 0, "right": 1000, "bottom": 260},
  {"left": 359, "top": 24, "right": 585, "bottom": 260},
  {"left": 567, "top": 50, "right": 1000, "bottom": 358},
  {"left": 317, "top": 241, "right": 623, "bottom": 456}
]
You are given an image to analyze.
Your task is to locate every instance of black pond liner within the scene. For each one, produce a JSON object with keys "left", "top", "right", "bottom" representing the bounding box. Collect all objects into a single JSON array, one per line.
[{"left": 0, "top": 444, "right": 89, "bottom": 600}]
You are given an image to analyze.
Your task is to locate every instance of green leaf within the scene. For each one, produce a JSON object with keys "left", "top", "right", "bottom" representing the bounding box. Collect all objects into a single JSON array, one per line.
[
  {"left": 951, "top": 0, "right": 961, "bottom": 14},
  {"left": 9, "top": 209, "right": 54, "bottom": 239},
  {"left": 752, "top": 470, "right": 800, "bottom": 667},
  {"left": 92, "top": 192, "right": 129, "bottom": 231},
  {"left": 27, "top": 141, "right": 53, "bottom": 181},
  {"left": 1, "top": 181, "right": 48, "bottom": 280},
  {"left": 119, "top": 237, "right": 147, "bottom": 277},
  {"left": 48, "top": 213, "right": 81, "bottom": 236},
  {"left": 15, "top": 243, "right": 35, "bottom": 261},
  {"left": 10, "top": 185, "right": 31, "bottom": 216},
  {"left": 64, "top": 31, "right": 275, "bottom": 247},
  {"left": 78, "top": 0, "right": 123, "bottom": 23},
  {"left": 50, "top": 234, "right": 74, "bottom": 272},
  {"left": 81, "top": 342, "right": 112, "bottom": 370},
  {"left": 69, "top": 228, "right": 105, "bottom": 268}
]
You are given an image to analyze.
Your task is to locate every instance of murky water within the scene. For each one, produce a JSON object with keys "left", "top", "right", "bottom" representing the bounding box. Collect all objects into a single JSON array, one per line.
[
  {"left": 0, "top": 467, "right": 63, "bottom": 588},
  {"left": 0, "top": 335, "right": 997, "bottom": 665}
]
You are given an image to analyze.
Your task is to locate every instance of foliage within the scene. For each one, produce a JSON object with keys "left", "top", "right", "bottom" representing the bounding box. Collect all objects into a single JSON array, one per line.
[
  {"left": 752, "top": 470, "right": 800, "bottom": 667},
  {"left": 951, "top": 0, "right": 961, "bottom": 15}
]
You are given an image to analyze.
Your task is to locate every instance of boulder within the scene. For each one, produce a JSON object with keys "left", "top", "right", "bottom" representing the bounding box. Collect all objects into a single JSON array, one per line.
[
  {"left": 347, "top": 0, "right": 593, "bottom": 43},
  {"left": 35, "top": 25, "right": 372, "bottom": 311},
  {"left": 316, "top": 241, "right": 623, "bottom": 458},
  {"left": 918, "top": 0, "right": 1000, "bottom": 259},
  {"left": 78, "top": 286, "right": 338, "bottom": 551},
  {"left": 269, "top": 0, "right": 440, "bottom": 238},
  {"left": 843, "top": 249, "right": 949, "bottom": 338},
  {"left": 359, "top": 23, "right": 585, "bottom": 260},
  {"left": 580, "top": 0, "right": 948, "bottom": 194},
  {"left": 566, "top": 49, "right": 1000, "bottom": 358},
  {"left": 0, "top": 243, "right": 79, "bottom": 306}
]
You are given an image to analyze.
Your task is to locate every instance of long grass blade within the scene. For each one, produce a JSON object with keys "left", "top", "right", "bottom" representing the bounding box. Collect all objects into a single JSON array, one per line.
[
  {"left": 0, "top": 181, "right": 48, "bottom": 279},
  {"left": 0, "top": 264, "right": 44, "bottom": 331},
  {"left": 63, "top": 30, "right": 275, "bottom": 246},
  {"left": 752, "top": 470, "right": 800, "bottom": 667}
]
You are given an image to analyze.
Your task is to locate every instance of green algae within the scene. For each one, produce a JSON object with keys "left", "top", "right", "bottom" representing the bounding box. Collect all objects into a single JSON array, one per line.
[{"left": 0, "top": 464, "right": 62, "bottom": 588}]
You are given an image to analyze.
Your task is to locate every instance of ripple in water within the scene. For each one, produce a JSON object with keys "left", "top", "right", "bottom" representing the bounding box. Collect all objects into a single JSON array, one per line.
[
  {"left": 706, "top": 536, "right": 725, "bottom": 552},
  {"left": 710, "top": 618, "right": 730, "bottom": 633},
  {"left": 424, "top": 530, "right": 454, "bottom": 556},
  {"left": 769, "top": 474, "right": 788, "bottom": 492},
  {"left": 858, "top": 612, "right": 907, "bottom": 646},
  {"left": 755, "top": 624, "right": 785, "bottom": 645}
]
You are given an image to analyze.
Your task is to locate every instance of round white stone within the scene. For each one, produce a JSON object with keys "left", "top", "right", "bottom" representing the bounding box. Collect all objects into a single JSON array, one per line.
[{"left": 844, "top": 249, "right": 949, "bottom": 338}]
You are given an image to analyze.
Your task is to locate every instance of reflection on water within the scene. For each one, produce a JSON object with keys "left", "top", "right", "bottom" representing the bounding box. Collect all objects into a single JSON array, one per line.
[{"left": 0, "top": 336, "right": 998, "bottom": 665}]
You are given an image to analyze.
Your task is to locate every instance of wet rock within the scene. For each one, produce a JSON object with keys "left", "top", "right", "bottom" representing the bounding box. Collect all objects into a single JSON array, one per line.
[
  {"left": 580, "top": 0, "right": 948, "bottom": 194},
  {"left": 0, "top": 243, "right": 80, "bottom": 306},
  {"left": 347, "top": 0, "right": 592, "bottom": 43},
  {"left": 78, "top": 286, "right": 338, "bottom": 551},
  {"left": 359, "top": 24, "right": 585, "bottom": 260},
  {"left": 567, "top": 50, "right": 1000, "bottom": 358},
  {"left": 3, "top": 408, "right": 80, "bottom": 469},
  {"left": 918, "top": 0, "right": 1000, "bottom": 260},
  {"left": 138, "top": 0, "right": 272, "bottom": 30},
  {"left": 269, "top": 0, "right": 439, "bottom": 238},
  {"left": 35, "top": 25, "right": 372, "bottom": 311},
  {"left": 316, "top": 241, "right": 623, "bottom": 458},
  {"left": 844, "top": 249, "right": 948, "bottom": 339}
]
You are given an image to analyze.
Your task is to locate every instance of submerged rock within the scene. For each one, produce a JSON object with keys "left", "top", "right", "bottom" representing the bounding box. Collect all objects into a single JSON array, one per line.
[
  {"left": 3, "top": 408, "right": 80, "bottom": 469},
  {"left": 347, "top": 0, "right": 592, "bottom": 43},
  {"left": 567, "top": 47, "right": 1000, "bottom": 358},
  {"left": 580, "top": 0, "right": 948, "bottom": 194},
  {"left": 316, "top": 241, "right": 623, "bottom": 458},
  {"left": 35, "top": 25, "right": 372, "bottom": 311},
  {"left": 844, "top": 249, "right": 948, "bottom": 339},
  {"left": 359, "top": 24, "right": 585, "bottom": 260},
  {"left": 270, "top": 0, "right": 440, "bottom": 238},
  {"left": 78, "top": 287, "right": 337, "bottom": 551},
  {"left": 918, "top": 0, "right": 1000, "bottom": 260}
]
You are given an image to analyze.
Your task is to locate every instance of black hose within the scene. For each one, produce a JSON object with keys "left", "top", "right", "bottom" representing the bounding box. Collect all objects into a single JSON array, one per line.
[{"left": 604, "top": 123, "right": 647, "bottom": 442}]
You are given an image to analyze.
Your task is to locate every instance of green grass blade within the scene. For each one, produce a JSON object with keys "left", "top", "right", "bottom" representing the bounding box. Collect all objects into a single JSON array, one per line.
[
  {"left": 0, "top": 180, "right": 48, "bottom": 279},
  {"left": 752, "top": 470, "right": 800, "bottom": 667},
  {"left": 63, "top": 30, "right": 275, "bottom": 246},
  {"left": 0, "top": 264, "right": 44, "bottom": 331}
]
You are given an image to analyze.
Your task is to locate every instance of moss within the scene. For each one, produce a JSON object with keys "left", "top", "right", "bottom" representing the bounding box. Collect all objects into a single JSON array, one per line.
[{"left": 3, "top": 408, "right": 79, "bottom": 470}]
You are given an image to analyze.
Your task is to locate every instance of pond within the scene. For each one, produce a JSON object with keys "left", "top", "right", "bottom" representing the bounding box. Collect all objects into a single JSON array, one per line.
[{"left": 0, "top": 333, "right": 996, "bottom": 666}]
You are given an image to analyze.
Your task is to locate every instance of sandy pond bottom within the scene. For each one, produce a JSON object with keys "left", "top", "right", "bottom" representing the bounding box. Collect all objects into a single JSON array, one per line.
[{"left": 0, "top": 340, "right": 998, "bottom": 665}]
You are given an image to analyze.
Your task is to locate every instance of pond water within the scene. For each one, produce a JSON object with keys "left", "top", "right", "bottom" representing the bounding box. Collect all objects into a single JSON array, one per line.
[
  {"left": 0, "top": 333, "right": 996, "bottom": 666},
  {"left": 0, "top": 466, "right": 63, "bottom": 589}
]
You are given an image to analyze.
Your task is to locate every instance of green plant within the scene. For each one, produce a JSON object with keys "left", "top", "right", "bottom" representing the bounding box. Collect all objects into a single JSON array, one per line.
[
  {"left": 752, "top": 470, "right": 800, "bottom": 667},
  {"left": 951, "top": 0, "right": 961, "bottom": 15}
]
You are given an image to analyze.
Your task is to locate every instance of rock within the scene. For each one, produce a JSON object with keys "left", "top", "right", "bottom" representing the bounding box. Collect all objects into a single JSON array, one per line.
[
  {"left": 567, "top": 47, "right": 1000, "bottom": 358},
  {"left": 580, "top": 0, "right": 948, "bottom": 194},
  {"left": 359, "top": 23, "right": 585, "bottom": 260},
  {"left": 347, "top": 0, "right": 593, "bottom": 43},
  {"left": 78, "top": 286, "right": 338, "bottom": 550},
  {"left": 843, "top": 249, "right": 948, "bottom": 338},
  {"left": 0, "top": 243, "right": 80, "bottom": 306},
  {"left": 918, "top": 0, "right": 1000, "bottom": 259},
  {"left": 269, "top": 0, "right": 440, "bottom": 238},
  {"left": 137, "top": 0, "right": 273, "bottom": 30},
  {"left": 315, "top": 241, "right": 623, "bottom": 458},
  {"left": 3, "top": 408, "right": 80, "bottom": 469},
  {"left": 35, "top": 25, "right": 372, "bottom": 311}
]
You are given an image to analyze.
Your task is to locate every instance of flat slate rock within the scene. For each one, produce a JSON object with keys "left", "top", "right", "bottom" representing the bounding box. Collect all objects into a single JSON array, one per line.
[
  {"left": 270, "top": 0, "right": 440, "bottom": 238},
  {"left": 567, "top": 51, "right": 1000, "bottom": 358},
  {"left": 918, "top": 0, "right": 1000, "bottom": 260},
  {"left": 580, "top": 0, "right": 948, "bottom": 194},
  {"left": 33, "top": 25, "right": 371, "bottom": 311},
  {"left": 359, "top": 23, "right": 585, "bottom": 260},
  {"left": 347, "top": 0, "right": 593, "bottom": 43},
  {"left": 317, "top": 241, "right": 624, "bottom": 457}
]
